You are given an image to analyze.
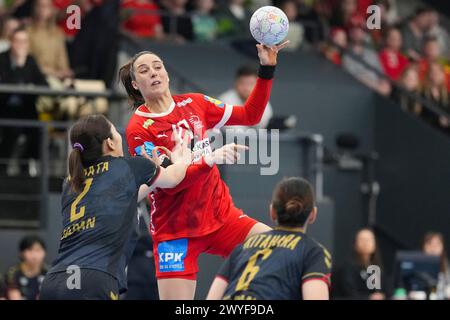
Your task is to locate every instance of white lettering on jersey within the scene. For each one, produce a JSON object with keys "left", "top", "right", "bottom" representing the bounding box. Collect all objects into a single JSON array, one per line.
[
  {"left": 176, "top": 98, "right": 193, "bottom": 108},
  {"left": 159, "top": 252, "right": 184, "bottom": 263},
  {"left": 188, "top": 115, "right": 204, "bottom": 131},
  {"left": 192, "top": 138, "right": 212, "bottom": 162}
]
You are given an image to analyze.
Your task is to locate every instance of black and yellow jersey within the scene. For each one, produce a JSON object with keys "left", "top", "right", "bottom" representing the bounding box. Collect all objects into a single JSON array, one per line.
[
  {"left": 48, "top": 155, "right": 159, "bottom": 293},
  {"left": 217, "top": 227, "right": 332, "bottom": 300}
]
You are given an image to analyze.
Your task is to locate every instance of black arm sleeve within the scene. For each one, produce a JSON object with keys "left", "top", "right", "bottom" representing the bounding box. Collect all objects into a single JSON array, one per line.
[
  {"left": 301, "top": 241, "right": 332, "bottom": 287},
  {"left": 126, "top": 157, "right": 161, "bottom": 187},
  {"left": 216, "top": 245, "right": 242, "bottom": 282},
  {"left": 216, "top": 257, "right": 232, "bottom": 282},
  {"left": 258, "top": 65, "right": 276, "bottom": 80}
]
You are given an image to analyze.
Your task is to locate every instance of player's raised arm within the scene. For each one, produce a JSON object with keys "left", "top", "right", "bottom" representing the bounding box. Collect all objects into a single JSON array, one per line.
[{"left": 203, "top": 41, "right": 289, "bottom": 129}]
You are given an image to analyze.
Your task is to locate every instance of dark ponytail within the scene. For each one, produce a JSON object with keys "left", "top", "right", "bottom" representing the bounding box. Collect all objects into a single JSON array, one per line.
[
  {"left": 68, "top": 114, "right": 112, "bottom": 193},
  {"left": 119, "top": 50, "right": 159, "bottom": 109},
  {"left": 68, "top": 147, "right": 85, "bottom": 194},
  {"left": 272, "top": 177, "right": 315, "bottom": 227}
]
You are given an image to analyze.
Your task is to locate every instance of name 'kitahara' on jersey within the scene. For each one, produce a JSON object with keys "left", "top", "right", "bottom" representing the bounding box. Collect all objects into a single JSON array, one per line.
[
  {"left": 48, "top": 156, "right": 159, "bottom": 293},
  {"left": 125, "top": 72, "right": 274, "bottom": 242},
  {"left": 217, "top": 228, "right": 332, "bottom": 300}
]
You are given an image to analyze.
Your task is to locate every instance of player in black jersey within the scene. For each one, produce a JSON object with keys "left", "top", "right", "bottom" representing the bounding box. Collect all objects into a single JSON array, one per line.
[
  {"left": 40, "top": 114, "right": 191, "bottom": 300},
  {"left": 207, "top": 177, "right": 332, "bottom": 300}
]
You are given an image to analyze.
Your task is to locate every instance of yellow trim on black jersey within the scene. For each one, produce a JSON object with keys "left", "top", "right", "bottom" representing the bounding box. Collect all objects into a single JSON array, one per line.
[
  {"left": 274, "top": 226, "right": 305, "bottom": 233},
  {"left": 302, "top": 272, "right": 327, "bottom": 280}
]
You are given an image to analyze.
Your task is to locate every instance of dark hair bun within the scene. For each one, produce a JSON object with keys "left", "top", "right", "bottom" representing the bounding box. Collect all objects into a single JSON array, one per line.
[{"left": 285, "top": 198, "right": 304, "bottom": 215}]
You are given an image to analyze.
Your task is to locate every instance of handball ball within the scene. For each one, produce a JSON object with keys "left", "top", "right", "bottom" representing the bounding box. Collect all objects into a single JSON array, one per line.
[{"left": 250, "top": 6, "right": 289, "bottom": 46}]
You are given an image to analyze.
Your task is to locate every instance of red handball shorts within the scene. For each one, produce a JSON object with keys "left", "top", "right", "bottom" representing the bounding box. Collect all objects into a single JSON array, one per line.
[{"left": 153, "top": 207, "right": 258, "bottom": 280}]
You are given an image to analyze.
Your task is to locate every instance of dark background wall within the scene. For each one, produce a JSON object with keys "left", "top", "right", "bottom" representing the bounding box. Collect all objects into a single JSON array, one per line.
[{"left": 374, "top": 96, "right": 450, "bottom": 275}]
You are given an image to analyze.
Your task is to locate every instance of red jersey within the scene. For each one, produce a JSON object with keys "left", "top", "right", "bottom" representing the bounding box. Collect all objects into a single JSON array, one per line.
[
  {"left": 121, "top": 0, "right": 162, "bottom": 38},
  {"left": 126, "top": 77, "right": 273, "bottom": 242},
  {"left": 379, "top": 49, "right": 409, "bottom": 81}
]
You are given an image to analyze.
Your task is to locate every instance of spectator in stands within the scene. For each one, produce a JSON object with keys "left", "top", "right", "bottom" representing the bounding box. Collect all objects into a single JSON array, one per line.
[
  {"left": 322, "top": 27, "right": 347, "bottom": 66},
  {"left": 0, "top": 16, "right": 19, "bottom": 53},
  {"left": 330, "top": 0, "right": 364, "bottom": 31},
  {"left": 418, "top": 38, "right": 450, "bottom": 91},
  {"left": 368, "top": 0, "right": 397, "bottom": 49},
  {"left": 427, "top": 10, "right": 450, "bottom": 58},
  {"left": 375, "top": 0, "right": 399, "bottom": 26},
  {"left": 120, "top": 0, "right": 164, "bottom": 40},
  {"left": 27, "top": 0, "right": 73, "bottom": 80},
  {"left": 332, "top": 228, "right": 386, "bottom": 300},
  {"left": 422, "top": 231, "right": 450, "bottom": 300},
  {"left": 191, "top": 0, "right": 218, "bottom": 42},
  {"left": 379, "top": 27, "right": 409, "bottom": 81},
  {"left": 297, "top": 0, "right": 332, "bottom": 43},
  {"left": 5, "top": 235, "right": 47, "bottom": 300},
  {"left": 401, "top": 7, "right": 433, "bottom": 61},
  {"left": 53, "top": 0, "right": 92, "bottom": 39},
  {"left": 69, "top": 0, "right": 120, "bottom": 88},
  {"left": 355, "top": 0, "right": 373, "bottom": 18},
  {"left": 8, "top": 0, "right": 33, "bottom": 20},
  {"left": 159, "top": 0, "right": 193, "bottom": 42},
  {"left": 219, "top": 64, "right": 273, "bottom": 130},
  {"left": 280, "top": 0, "right": 304, "bottom": 51},
  {"left": 0, "top": 26, "right": 48, "bottom": 176},
  {"left": 342, "top": 24, "right": 391, "bottom": 96},
  {"left": 421, "top": 62, "right": 450, "bottom": 132},
  {"left": 392, "top": 64, "right": 421, "bottom": 114},
  {"left": 215, "top": 0, "right": 250, "bottom": 39}
]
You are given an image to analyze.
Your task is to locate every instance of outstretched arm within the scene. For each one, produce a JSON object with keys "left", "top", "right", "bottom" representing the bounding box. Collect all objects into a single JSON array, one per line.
[
  {"left": 138, "top": 134, "right": 191, "bottom": 201},
  {"left": 215, "top": 42, "right": 289, "bottom": 127}
]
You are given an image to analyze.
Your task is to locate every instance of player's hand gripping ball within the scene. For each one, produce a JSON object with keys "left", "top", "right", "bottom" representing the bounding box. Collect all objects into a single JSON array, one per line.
[{"left": 250, "top": 6, "right": 289, "bottom": 46}]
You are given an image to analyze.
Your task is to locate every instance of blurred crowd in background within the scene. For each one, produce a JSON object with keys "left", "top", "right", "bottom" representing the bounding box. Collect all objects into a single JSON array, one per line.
[
  {"left": 0, "top": 228, "right": 448, "bottom": 300},
  {"left": 0, "top": 0, "right": 448, "bottom": 173},
  {"left": 0, "top": 0, "right": 447, "bottom": 117}
]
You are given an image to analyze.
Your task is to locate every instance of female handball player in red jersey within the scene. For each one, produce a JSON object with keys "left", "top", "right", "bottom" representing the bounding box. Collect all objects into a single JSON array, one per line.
[{"left": 121, "top": 41, "right": 288, "bottom": 299}]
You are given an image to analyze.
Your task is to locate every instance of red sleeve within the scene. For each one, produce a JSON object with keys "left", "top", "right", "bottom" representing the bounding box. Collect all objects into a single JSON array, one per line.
[
  {"left": 226, "top": 77, "right": 273, "bottom": 126},
  {"left": 199, "top": 77, "right": 273, "bottom": 129}
]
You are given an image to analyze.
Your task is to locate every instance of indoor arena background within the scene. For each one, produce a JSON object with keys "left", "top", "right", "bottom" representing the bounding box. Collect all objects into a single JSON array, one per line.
[{"left": 0, "top": 0, "right": 449, "bottom": 300}]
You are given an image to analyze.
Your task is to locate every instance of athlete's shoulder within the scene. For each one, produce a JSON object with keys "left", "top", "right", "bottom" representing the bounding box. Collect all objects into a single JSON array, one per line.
[
  {"left": 126, "top": 107, "right": 147, "bottom": 130},
  {"left": 303, "top": 235, "right": 332, "bottom": 263},
  {"left": 178, "top": 93, "right": 225, "bottom": 107},
  {"left": 305, "top": 234, "right": 328, "bottom": 251},
  {"left": 126, "top": 108, "right": 156, "bottom": 137}
]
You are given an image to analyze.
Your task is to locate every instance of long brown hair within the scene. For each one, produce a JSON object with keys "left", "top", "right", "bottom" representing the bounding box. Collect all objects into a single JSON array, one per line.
[
  {"left": 272, "top": 177, "right": 315, "bottom": 227},
  {"left": 422, "top": 231, "right": 449, "bottom": 274},
  {"left": 422, "top": 62, "right": 449, "bottom": 108},
  {"left": 68, "top": 115, "right": 112, "bottom": 193},
  {"left": 118, "top": 50, "right": 159, "bottom": 109}
]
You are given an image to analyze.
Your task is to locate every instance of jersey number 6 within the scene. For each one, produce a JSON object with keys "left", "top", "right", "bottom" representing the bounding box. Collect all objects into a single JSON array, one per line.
[{"left": 236, "top": 248, "right": 273, "bottom": 292}]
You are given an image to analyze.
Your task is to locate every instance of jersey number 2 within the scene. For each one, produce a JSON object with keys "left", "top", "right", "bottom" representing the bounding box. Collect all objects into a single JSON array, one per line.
[
  {"left": 70, "top": 178, "right": 93, "bottom": 222},
  {"left": 236, "top": 248, "right": 273, "bottom": 292}
]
